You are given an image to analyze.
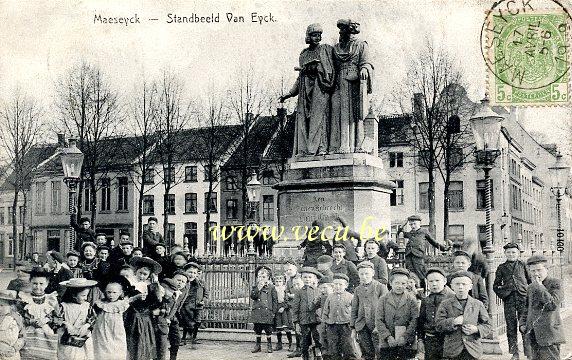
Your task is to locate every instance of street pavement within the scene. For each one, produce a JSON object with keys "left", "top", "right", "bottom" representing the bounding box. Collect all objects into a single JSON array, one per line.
[{"left": 2, "top": 267, "right": 571, "bottom": 360}]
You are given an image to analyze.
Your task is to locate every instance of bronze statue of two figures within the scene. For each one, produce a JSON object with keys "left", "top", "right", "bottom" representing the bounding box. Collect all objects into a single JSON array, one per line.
[{"left": 280, "top": 19, "right": 374, "bottom": 157}]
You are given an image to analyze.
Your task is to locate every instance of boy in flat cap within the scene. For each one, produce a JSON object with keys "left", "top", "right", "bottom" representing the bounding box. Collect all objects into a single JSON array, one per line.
[
  {"left": 45, "top": 251, "right": 73, "bottom": 299},
  {"left": 316, "top": 255, "right": 335, "bottom": 279},
  {"left": 493, "top": 243, "right": 530, "bottom": 360},
  {"left": 399, "top": 215, "right": 449, "bottom": 288},
  {"left": 155, "top": 277, "right": 186, "bottom": 360},
  {"left": 450, "top": 251, "right": 488, "bottom": 310},
  {"left": 435, "top": 271, "right": 491, "bottom": 360},
  {"left": 519, "top": 255, "right": 565, "bottom": 360},
  {"left": 417, "top": 267, "right": 454, "bottom": 360},
  {"left": 250, "top": 266, "right": 278, "bottom": 353},
  {"left": 331, "top": 243, "right": 360, "bottom": 293},
  {"left": 351, "top": 261, "right": 387, "bottom": 360},
  {"left": 316, "top": 276, "right": 334, "bottom": 360},
  {"left": 291, "top": 267, "right": 323, "bottom": 360},
  {"left": 322, "top": 273, "right": 358, "bottom": 360},
  {"left": 179, "top": 262, "right": 208, "bottom": 349},
  {"left": 375, "top": 268, "right": 419, "bottom": 360}
]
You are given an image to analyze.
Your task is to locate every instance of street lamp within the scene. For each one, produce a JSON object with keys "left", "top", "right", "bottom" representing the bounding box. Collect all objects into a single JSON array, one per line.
[
  {"left": 470, "top": 95, "right": 504, "bottom": 355},
  {"left": 60, "top": 138, "right": 84, "bottom": 251},
  {"left": 246, "top": 170, "right": 261, "bottom": 255},
  {"left": 549, "top": 153, "right": 569, "bottom": 258}
]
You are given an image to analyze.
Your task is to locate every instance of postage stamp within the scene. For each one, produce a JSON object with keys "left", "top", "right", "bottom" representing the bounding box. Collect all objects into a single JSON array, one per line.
[{"left": 483, "top": 2, "right": 571, "bottom": 106}]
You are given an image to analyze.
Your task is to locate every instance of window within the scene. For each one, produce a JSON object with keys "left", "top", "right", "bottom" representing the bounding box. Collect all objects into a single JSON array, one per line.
[
  {"left": 226, "top": 199, "right": 238, "bottom": 219},
  {"left": 185, "top": 193, "right": 197, "bottom": 214},
  {"left": 263, "top": 195, "right": 274, "bottom": 221},
  {"left": 164, "top": 167, "right": 175, "bottom": 184},
  {"left": 419, "top": 182, "right": 429, "bottom": 210},
  {"left": 143, "top": 195, "right": 154, "bottom": 215},
  {"left": 204, "top": 192, "right": 217, "bottom": 213},
  {"left": 143, "top": 168, "right": 155, "bottom": 184},
  {"left": 225, "top": 176, "right": 238, "bottom": 191},
  {"left": 203, "top": 165, "right": 217, "bottom": 182},
  {"left": 448, "top": 225, "right": 465, "bottom": 244},
  {"left": 117, "top": 177, "right": 128, "bottom": 211},
  {"left": 0, "top": 207, "right": 4, "bottom": 225},
  {"left": 100, "top": 178, "right": 111, "bottom": 212},
  {"left": 204, "top": 221, "right": 217, "bottom": 254},
  {"left": 51, "top": 181, "right": 61, "bottom": 214},
  {"left": 476, "top": 180, "right": 494, "bottom": 210},
  {"left": 184, "top": 222, "right": 197, "bottom": 248},
  {"left": 478, "top": 224, "right": 495, "bottom": 245},
  {"left": 448, "top": 181, "right": 464, "bottom": 210},
  {"left": 7, "top": 235, "right": 13, "bottom": 256},
  {"left": 7, "top": 207, "right": 12, "bottom": 225},
  {"left": 36, "top": 181, "right": 46, "bottom": 215},
  {"left": 389, "top": 152, "right": 404, "bottom": 167},
  {"left": 166, "top": 223, "right": 175, "bottom": 246},
  {"left": 19, "top": 206, "right": 25, "bottom": 224},
  {"left": 262, "top": 170, "right": 275, "bottom": 185},
  {"left": 47, "top": 229, "right": 61, "bottom": 252},
  {"left": 390, "top": 180, "right": 404, "bottom": 206},
  {"left": 83, "top": 186, "right": 92, "bottom": 212},
  {"left": 165, "top": 194, "right": 175, "bottom": 215},
  {"left": 185, "top": 166, "right": 197, "bottom": 182},
  {"left": 511, "top": 184, "right": 521, "bottom": 211}
]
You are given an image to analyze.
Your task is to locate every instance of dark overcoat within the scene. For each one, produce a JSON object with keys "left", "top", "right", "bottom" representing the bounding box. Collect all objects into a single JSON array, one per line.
[{"left": 250, "top": 283, "right": 278, "bottom": 324}]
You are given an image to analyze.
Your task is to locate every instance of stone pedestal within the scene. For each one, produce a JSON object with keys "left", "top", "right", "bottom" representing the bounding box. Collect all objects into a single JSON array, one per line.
[{"left": 272, "top": 152, "right": 394, "bottom": 258}]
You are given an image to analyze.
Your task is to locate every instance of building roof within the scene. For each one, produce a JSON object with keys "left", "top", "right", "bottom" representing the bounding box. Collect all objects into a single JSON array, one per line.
[
  {"left": 223, "top": 115, "right": 281, "bottom": 168},
  {"left": 378, "top": 114, "right": 412, "bottom": 146},
  {"left": 263, "top": 113, "right": 295, "bottom": 161},
  {"left": 0, "top": 143, "right": 60, "bottom": 190}
]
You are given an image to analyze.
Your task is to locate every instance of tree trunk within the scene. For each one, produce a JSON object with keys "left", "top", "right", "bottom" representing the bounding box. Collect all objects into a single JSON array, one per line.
[
  {"left": 12, "top": 189, "right": 19, "bottom": 266},
  {"left": 443, "top": 180, "right": 450, "bottom": 246},
  {"left": 21, "top": 191, "right": 28, "bottom": 258},
  {"left": 163, "top": 192, "right": 170, "bottom": 249},
  {"left": 90, "top": 177, "right": 98, "bottom": 231}
]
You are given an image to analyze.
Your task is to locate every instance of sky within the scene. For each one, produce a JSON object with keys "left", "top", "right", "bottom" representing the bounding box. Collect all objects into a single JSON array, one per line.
[{"left": 0, "top": 0, "right": 570, "bottom": 160}]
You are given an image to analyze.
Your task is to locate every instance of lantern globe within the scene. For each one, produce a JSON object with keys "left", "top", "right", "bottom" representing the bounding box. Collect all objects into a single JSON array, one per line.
[
  {"left": 246, "top": 171, "right": 261, "bottom": 202},
  {"left": 470, "top": 96, "right": 504, "bottom": 151},
  {"left": 60, "top": 138, "right": 84, "bottom": 180},
  {"left": 549, "top": 154, "right": 570, "bottom": 190}
]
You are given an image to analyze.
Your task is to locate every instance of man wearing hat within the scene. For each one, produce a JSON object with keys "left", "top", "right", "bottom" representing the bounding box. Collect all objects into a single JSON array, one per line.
[
  {"left": 70, "top": 206, "right": 97, "bottom": 252},
  {"left": 418, "top": 267, "right": 454, "bottom": 360},
  {"left": 142, "top": 217, "right": 165, "bottom": 256},
  {"left": 292, "top": 267, "right": 323, "bottom": 360},
  {"left": 519, "top": 255, "right": 565, "bottom": 360},
  {"left": 399, "top": 215, "right": 450, "bottom": 288},
  {"left": 351, "top": 261, "right": 387, "bottom": 360},
  {"left": 436, "top": 271, "right": 491, "bottom": 360},
  {"left": 494, "top": 243, "right": 531, "bottom": 360}
]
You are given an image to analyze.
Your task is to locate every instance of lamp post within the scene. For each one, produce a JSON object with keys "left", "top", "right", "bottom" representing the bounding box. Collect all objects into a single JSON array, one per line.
[
  {"left": 469, "top": 95, "right": 503, "bottom": 355},
  {"left": 549, "top": 153, "right": 570, "bottom": 279},
  {"left": 246, "top": 170, "right": 261, "bottom": 255},
  {"left": 60, "top": 138, "right": 84, "bottom": 252}
]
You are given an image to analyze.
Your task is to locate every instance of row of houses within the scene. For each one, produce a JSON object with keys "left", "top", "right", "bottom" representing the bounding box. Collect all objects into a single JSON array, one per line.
[{"left": 0, "top": 92, "right": 570, "bottom": 266}]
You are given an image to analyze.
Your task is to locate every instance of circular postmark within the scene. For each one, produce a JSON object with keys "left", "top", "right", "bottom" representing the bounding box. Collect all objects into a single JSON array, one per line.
[{"left": 480, "top": 0, "right": 572, "bottom": 91}]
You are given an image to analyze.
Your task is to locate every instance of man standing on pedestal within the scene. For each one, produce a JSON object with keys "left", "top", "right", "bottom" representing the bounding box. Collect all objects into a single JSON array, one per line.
[
  {"left": 520, "top": 255, "right": 565, "bottom": 360},
  {"left": 143, "top": 217, "right": 164, "bottom": 256},
  {"left": 399, "top": 215, "right": 449, "bottom": 288}
]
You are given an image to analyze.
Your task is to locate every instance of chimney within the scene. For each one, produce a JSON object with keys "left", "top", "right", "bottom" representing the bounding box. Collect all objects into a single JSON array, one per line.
[
  {"left": 57, "top": 133, "right": 66, "bottom": 147},
  {"left": 412, "top": 93, "right": 424, "bottom": 121}
]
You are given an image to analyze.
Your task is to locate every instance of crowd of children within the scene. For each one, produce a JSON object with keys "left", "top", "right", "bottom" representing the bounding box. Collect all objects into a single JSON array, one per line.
[{"left": 3, "top": 213, "right": 566, "bottom": 360}]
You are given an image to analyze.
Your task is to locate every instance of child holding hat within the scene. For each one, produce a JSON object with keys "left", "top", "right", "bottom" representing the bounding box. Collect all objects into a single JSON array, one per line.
[
  {"left": 57, "top": 278, "right": 98, "bottom": 360},
  {"left": 435, "top": 270, "right": 491, "bottom": 359},
  {"left": 0, "top": 290, "right": 25, "bottom": 360}
]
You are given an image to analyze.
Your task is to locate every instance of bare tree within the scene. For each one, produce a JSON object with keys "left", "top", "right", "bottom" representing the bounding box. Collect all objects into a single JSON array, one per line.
[
  {"left": 56, "top": 62, "right": 121, "bottom": 228},
  {"left": 0, "top": 91, "right": 44, "bottom": 266},
  {"left": 227, "top": 67, "right": 273, "bottom": 224},
  {"left": 123, "top": 80, "right": 160, "bottom": 243},
  {"left": 154, "top": 71, "right": 191, "bottom": 248}
]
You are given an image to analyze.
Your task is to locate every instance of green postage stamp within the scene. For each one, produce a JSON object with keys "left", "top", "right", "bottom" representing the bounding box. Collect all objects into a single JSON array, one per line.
[{"left": 485, "top": 10, "right": 570, "bottom": 106}]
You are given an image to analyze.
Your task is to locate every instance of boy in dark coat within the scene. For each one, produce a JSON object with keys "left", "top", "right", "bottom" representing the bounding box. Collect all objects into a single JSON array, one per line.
[
  {"left": 450, "top": 250, "right": 488, "bottom": 310},
  {"left": 7, "top": 261, "right": 30, "bottom": 294},
  {"left": 330, "top": 243, "right": 359, "bottom": 292},
  {"left": 435, "top": 271, "right": 491, "bottom": 360},
  {"left": 399, "top": 215, "right": 449, "bottom": 288},
  {"left": 155, "top": 275, "right": 188, "bottom": 360},
  {"left": 519, "top": 255, "right": 565, "bottom": 360},
  {"left": 250, "top": 265, "right": 278, "bottom": 353},
  {"left": 363, "top": 239, "right": 389, "bottom": 284},
  {"left": 70, "top": 207, "right": 97, "bottom": 251},
  {"left": 351, "top": 260, "right": 387, "bottom": 360},
  {"left": 179, "top": 262, "right": 208, "bottom": 349},
  {"left": 375, "top": 267, "right": 419, "bottom": 360},
  {"left": 417, "top": 267, "right": 454, "bottom": 360},
  {"left": 493, "top": 243, "right": 530, "bottom": 360},
  {"left": 291, "top": 267, "right": 323, "bottom": 360}
]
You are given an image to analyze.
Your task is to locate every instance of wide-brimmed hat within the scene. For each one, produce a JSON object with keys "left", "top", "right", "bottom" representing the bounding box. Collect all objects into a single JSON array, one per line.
[
  {"left": 0, "top": 290, "right": 22, "bottom": 303},
  {"left": 129, "top": 256, "right": 162, "bottom": 274},
  {"left": 60, "top": 278, "right": 98, "bottom": 288}
]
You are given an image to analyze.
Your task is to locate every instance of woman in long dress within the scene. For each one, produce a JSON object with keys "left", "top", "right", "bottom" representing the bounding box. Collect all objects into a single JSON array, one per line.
[{"left": 280, "top": 23, "right": 335, "bottom": 156}]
